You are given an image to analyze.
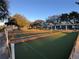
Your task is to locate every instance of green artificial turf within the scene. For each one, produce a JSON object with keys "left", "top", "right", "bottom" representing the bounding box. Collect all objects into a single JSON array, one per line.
[{"left": 15, "top": 32, "right": 78, "bottom": 59}]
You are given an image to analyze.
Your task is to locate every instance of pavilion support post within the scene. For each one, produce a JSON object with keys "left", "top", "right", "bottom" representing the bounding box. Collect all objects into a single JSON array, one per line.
[
  {"left": 66, "top": 25, "right": 67, "bottom": 30},
  {"left": 55, "top": 25, "right": 56, "bottom": 30},
  {"left": 47, "top": 25, "right": 49, "bottom": 30},
  {"left": 60, "top": 25, "right": 62, "bottom": 30},
  {"left": 74, "top": 25, "right": 75, "bottom": 30},
  {"left": 73, "top": 25, "right": 75, "bottom": 30},
  {"left": 51, "top": 26, "right": 52, "bottom": 31}
]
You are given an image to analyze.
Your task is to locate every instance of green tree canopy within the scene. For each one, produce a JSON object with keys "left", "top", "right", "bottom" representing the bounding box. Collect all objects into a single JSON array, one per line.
[
  {"left": 5, "top": 17, "right": 17, "bottom": 26},
  {"left": 60, "top": 13, "right": 69, "bottom": 21},
  {"left": 30, "top": 20, "right": 45, "bottom": 29},
  {"left": 0, "top": 0, "right": 9, "bottom": 21},
  {"left": 46, "top": 11, "right": 79, "bottom": 24},
  {"left": 69, "top": 11, "right": 79, "bottom": 19}
]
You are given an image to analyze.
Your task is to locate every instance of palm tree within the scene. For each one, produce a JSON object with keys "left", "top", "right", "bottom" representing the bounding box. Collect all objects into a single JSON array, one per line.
[{"left": 0, "top": 0, "right": 9, "bottom": 21}]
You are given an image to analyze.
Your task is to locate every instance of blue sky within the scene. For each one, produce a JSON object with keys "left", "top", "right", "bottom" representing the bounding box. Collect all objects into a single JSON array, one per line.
[{"left": 9, "top": 0, "right": 79, "bottom": 21}]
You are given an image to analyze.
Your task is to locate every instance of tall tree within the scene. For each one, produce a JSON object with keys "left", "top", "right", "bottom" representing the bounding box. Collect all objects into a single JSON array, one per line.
[
  {"left": 69, "top": 11, "right": 79, "bottom": 24},
  {"left": 31, "top": 20, "right": 45, "bottom": 29},
  {"left": 60, "top": 13, "right": 69, "bottom": 22},
  {"left": 12, "top": 14, "right": 30, "bottom": 27},
  {"left": 0, "top": 0, "right": 9, "bottom": 21},
  {"left": 69, "top": 11, "right": 79, "bottom": 19},
  {"left": 5, "top": 17, "right": 17, "bottom": 26}
]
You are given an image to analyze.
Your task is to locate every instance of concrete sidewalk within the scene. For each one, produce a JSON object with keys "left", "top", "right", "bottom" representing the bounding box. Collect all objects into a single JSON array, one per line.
[
  {"left": 0, "top": 32, "right": 9, "bottom": 59},
  {"left": 69, "top": 33, "right": 79, "bottom": 59}
]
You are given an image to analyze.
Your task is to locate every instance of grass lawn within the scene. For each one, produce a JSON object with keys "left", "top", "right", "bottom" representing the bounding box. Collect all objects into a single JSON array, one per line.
[{"left": 15, "top": 32, "right": 78, "bottom": 59}]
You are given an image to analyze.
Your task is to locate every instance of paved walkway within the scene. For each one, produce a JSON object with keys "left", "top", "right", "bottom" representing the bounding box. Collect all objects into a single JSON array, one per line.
[
  {"left": 69, "top": 33, "right": 79, "bottom": 59},
  {"left": 0, "top": 33, "right": 9, "bottom": 59}
]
